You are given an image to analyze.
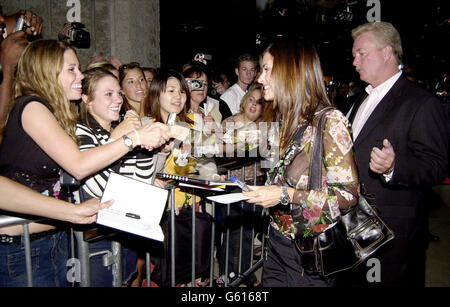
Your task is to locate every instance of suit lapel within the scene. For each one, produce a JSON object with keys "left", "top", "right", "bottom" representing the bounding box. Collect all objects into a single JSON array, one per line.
[
  {"left": 353, "top": 75, "right": 406, "bottom": 147},
  {"left": 348, "top": 92, "right": 368, "bottom": 124}
]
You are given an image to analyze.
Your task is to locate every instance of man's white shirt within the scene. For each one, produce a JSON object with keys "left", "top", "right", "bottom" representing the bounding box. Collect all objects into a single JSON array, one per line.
[
  {"left": 350, "top": 71, "right": 402, "bottom": 140},
  {"left": 347, "top": 71, "right": 402, "bottom": 181},
  {"left": 220, "top": 83, "right": 246, "bottom": 115}
]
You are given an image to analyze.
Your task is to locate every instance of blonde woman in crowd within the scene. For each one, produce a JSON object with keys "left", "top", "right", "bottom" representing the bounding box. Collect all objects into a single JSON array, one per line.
[{"left": 0, "top": 39, "right": 171, "bottom": 286}]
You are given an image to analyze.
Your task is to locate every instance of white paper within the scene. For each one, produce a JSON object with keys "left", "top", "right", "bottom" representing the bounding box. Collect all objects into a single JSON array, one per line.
[
  {"left": 207, "top": 193, "right": 251, "bottom": 204},
  {"left": 98, "top": 172, "right": 169, "bottom": 241},
  {"left": 205, "top": 101, "right": 214, "bottom": 115},
  {"left": 178, "top": 182, "right": 225, "bottom": 192},
  {"left": 199, "top": 101, "right": 214, "bottom": 116}
]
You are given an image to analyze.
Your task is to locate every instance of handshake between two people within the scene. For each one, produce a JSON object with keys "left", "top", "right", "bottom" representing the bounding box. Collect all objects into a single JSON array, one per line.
[{"left": 112, "top": 110, "right": 190, "bottom": 151}]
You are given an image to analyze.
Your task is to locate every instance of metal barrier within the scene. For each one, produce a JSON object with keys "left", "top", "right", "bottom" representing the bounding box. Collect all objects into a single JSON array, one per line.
[
  {"left": 0, "top": 159, "right": 268, "bottom": 287},
  {"left": 0, "top": 215, "right": 37, "bottom": 287},
  {"left": 219, "top": 158, "right": 268, "bottom": 287},
  {"left": 72, "top": 231, "right": 123, "bottom": 287}
]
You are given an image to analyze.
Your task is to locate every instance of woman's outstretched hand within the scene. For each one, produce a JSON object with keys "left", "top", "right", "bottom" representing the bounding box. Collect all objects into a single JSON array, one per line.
[
  {"left": 71, "top": 198, "right": 114, "bottom": 224},
  {"left": 243, "top": 185, "right": 283, "bottom": 208},
  {"left": 137, "top": 122, "right": 171, "bottom": 151}
]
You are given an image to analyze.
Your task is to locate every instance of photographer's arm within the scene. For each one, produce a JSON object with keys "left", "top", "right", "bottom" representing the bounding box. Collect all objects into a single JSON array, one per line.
[
  {"left": 57, "top": 23, "right": 72, "bottom": 45},
  {"left": 0, "top": 31, "right": 28, "bottom": 143},
  {"left": 3, "top": 10, "right": 43, "bottom": 36}
]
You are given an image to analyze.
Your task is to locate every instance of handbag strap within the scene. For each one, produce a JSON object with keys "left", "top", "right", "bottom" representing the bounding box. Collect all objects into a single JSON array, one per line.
[{"left": 307, "top": 107, "right": 335, "bottom": 190}]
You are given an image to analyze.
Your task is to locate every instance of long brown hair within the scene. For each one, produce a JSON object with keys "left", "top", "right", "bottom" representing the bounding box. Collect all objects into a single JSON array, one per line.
[
  {"left": 264, "top": 39, "right": 331, "bottom": 155},
  {"left": 118, "top": 62, "right": 146, "bottom": 115},
  {"left": 13, "top": 39, "right": 79, "bottom": 141}
]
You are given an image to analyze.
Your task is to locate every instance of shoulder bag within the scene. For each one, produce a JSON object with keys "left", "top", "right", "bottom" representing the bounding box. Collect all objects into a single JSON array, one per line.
[{"left": 294, "top": 108, "right": 395, "bottom": 277}]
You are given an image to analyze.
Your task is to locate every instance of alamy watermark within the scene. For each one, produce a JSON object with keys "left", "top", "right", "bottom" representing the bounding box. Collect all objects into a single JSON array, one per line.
[
  {"left": 177, "top": 120, "right": 281, "bottom": 169},
  {"left": 366, "top": 257, "right": 381, "bottom": 283},
  {"left": 66, "top": 0, "right": 81, "bottom": 23},
  {"left": 66, "top": 258, "right": 81, "bottom": 283},
  {"left": 366, "top": 0, "right": 381, "bottom": 22}
]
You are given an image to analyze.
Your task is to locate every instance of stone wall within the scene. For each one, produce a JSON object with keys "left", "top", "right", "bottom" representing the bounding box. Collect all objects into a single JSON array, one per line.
[{"left": 1, "top": 0, "right": 160, "bottom": 69}]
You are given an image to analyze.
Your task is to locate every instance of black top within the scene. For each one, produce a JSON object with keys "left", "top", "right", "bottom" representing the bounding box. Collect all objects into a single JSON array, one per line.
[{"left": 0, "top": 96, "right": 62, "bottom": 198}]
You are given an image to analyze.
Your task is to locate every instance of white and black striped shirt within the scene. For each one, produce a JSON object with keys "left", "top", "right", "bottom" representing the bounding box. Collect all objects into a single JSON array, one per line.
[{"left": 76, "top": 115, "right": 155, "bottom": 199}]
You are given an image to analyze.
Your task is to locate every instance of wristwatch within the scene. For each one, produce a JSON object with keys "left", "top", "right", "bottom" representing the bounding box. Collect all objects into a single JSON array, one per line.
[
  {"left": 279, "top": 186, "right": 290, "bottom": 206},
  {"left": 122, "top": 134, "right": 133, "bottom": 152}
]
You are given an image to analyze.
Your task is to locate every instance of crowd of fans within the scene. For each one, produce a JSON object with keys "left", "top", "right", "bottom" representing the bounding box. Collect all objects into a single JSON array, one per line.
[{"left": 0, "top": 7, "right": 448, "bottom": 288}]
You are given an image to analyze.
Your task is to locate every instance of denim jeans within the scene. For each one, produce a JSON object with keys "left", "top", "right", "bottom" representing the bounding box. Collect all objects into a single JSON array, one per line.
[{"left": 0, "top": 231, "right": 69, "bottom": 287}]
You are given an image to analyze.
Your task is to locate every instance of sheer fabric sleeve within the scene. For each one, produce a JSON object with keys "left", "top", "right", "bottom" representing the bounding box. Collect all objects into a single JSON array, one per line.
[{"left": 289, "top": 110, "right": 359, "bottom": 236}]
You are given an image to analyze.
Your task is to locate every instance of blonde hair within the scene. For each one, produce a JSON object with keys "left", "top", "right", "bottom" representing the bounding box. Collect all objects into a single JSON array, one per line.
[
  {"left": 14, "top": 39, "right": 79, "bottom": 141},
  {"left": 85, "top": 60, "right": 118, "bottom": 75},
  {"left": 239, "top": 82, "right": 264, "bottom": 114},
  {"left": 352, "top": 22, "right": 403, "bottom": 65}
]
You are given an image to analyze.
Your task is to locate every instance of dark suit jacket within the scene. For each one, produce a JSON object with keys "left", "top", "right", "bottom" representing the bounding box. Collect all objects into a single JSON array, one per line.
[{"left": 348, "top": 74, "right": 448, "bottom": 286}]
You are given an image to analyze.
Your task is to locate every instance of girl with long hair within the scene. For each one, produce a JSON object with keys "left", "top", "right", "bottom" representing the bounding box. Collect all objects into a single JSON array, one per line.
[{"left": 0, "top": 39, "right": 170, "bottom": 286}]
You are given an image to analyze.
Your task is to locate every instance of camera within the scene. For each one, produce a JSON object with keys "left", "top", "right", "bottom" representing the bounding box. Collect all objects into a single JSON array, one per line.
[
  {"left": 189, "top": 79, "right": 205, "bottom": 91},
  {"left": 60, "top": 171, "right": 79, "bottom": 187},
  {"left": 14, "top": 16, "right": 29, "bottom": 32},
  {"left": 193, "top": 53, "right": 212, "bottom": 65},
  {"left": 68, "top": 22, "right": 91, "bottom": 49}
]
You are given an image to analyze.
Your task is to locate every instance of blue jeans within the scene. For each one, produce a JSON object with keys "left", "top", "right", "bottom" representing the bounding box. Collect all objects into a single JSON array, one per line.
[{"left": 0, "top": 231, "right": 69, "bottom": 287}]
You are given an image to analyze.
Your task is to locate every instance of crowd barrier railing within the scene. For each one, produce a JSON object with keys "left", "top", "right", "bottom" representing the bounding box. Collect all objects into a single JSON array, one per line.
[
  {"left": 0, "top": 215, "right": 46, "bottom": 287},
  {"left": 0, "top": 158, "right": 268, "bottom": 287}
]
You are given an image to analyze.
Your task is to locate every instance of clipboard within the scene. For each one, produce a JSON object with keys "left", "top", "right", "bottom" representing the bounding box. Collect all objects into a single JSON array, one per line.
[{"left": 98, "top": 172, "right": 169, "bottom": 241}]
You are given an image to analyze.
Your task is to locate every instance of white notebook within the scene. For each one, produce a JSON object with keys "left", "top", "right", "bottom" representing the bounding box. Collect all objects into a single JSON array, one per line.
[
  {"left": 98, "top": 172, "right": 169, "bottom": 241},
  {"left": 207, "top": 193, "right": 250, "bottom": 204}
]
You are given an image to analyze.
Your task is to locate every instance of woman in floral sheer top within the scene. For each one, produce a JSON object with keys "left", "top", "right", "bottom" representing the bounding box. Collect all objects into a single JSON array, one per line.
[{"left": 244, "top": 39, "right": 359, "bottom": 287}]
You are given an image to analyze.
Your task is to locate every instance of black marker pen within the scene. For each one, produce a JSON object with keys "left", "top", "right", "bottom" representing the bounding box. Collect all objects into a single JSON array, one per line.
[{"left": 125, "top": 212, "right": 141, "bottom": 220}]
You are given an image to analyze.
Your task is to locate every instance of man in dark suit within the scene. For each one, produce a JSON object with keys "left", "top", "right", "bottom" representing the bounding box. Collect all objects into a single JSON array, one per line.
[{"left": 342, "top": 22, "right": 448, "bottom": 287}]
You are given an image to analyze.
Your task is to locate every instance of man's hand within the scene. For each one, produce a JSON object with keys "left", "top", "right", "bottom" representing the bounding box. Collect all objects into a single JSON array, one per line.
[
  {"left": 20, "top": 10, "right": 43, "bottom": 36},
  {"left": 58, "top": 23, "right": 72, "bottom": 44},
  {"left": 5, "top": 10, "right": 43, "bottom": 36},
  {"left": 370, "top": 139, "right": 395, "bottom": 174}
]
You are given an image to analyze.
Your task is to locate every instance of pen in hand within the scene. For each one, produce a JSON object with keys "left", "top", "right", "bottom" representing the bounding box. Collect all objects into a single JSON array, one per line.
[{"left": 230, "top": 176, "right": 252, "bottom": 192}]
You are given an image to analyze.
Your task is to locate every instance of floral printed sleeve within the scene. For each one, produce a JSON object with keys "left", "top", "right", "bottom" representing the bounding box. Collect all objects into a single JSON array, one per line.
[{"left": 270, "top": 110, "right": 359, "bottom": 239}]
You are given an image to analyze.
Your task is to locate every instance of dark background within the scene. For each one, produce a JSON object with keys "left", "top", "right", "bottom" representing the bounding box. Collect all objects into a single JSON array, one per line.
[{"left": 160, "top": 0, "right": 449, "bottom": 88}]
